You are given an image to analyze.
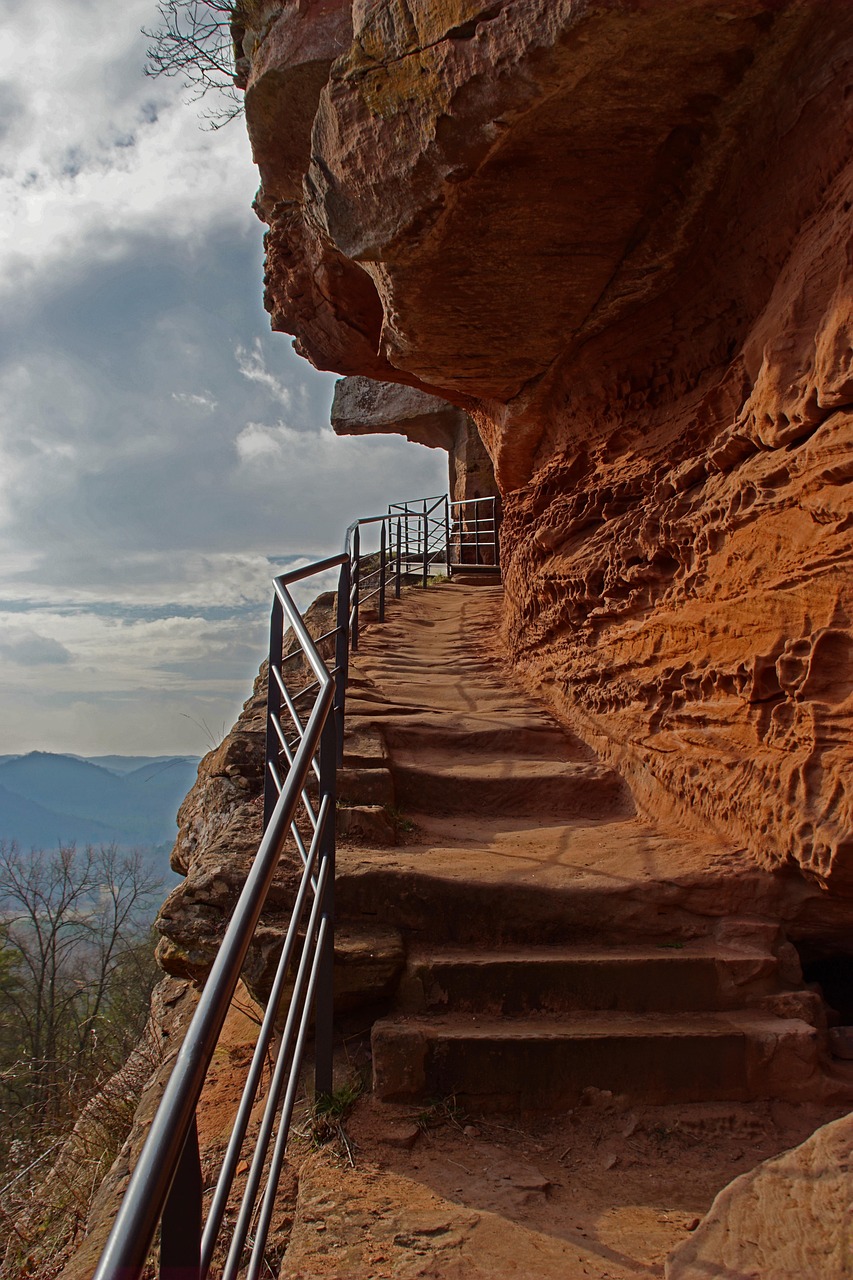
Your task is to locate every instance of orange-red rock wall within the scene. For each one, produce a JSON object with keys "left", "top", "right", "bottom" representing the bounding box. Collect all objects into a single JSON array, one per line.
[
  {"left": 498, "top": 55, "right": 853, "bottom": 890},
  {"left": 241, "top": 0, "right": 853, "bottom": 890}
]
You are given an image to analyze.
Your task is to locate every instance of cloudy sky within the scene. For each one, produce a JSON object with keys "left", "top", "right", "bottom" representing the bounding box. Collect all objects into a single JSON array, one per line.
[{"left": 0, "top": 0, "right": 445, "bottom": 757}]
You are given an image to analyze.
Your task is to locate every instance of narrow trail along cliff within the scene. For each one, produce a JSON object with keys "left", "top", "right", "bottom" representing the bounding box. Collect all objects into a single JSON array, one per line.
[{"left": 267, "top": 579, "right": 852, "bottom": 1279}]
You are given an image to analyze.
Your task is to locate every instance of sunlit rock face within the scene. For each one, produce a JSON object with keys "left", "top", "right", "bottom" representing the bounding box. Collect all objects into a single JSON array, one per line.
[{"left": 241, "top": 0, "right": 853, "bottom": 889}]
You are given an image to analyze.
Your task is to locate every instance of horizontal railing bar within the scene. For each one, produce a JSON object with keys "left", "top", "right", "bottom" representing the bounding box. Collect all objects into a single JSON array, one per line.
[
  {"left": 274, "top": 578, "right": 335, "bottom": 689},
  {"left": 282, "top": 623, "right": 344, "bottom": 665},
  {"left": 245, "top": 912, "right": 331, "bottom": 1278},
  {"left": 278, "top": 683, "right": 313, "bottom": 772},
  {"left": 221, "top": 857, "right": 331, "bottom": 1280},
  {"left": 276, "top": 724, "right": 321, "bottom": 811},
  {"left": 290, "top": 677, "right": 321, "bottom": 703},
  {"left": 267, "top": 758, "right": 283, "bottom": 797},
  {"left": 289, "top": 807, "right": 312, "bottom": 871},
  {"left": 270, "top": 663, "right": 288, "bottom": 699},
  {"left": 271, "top": 715, "right": 290, "bottom": 755},
  {"left": 277, "top": 551, "right": 348, "bottom": 587},
  {"left": 298, "top": 785, "right": 320, "bottom": 833},
  {"left": 388, "top": 492, "right": 445, "bottom": 509},
  {"left": 271, "top": 665, "right": 308, "bottom": 741},
  {"left": 343, "top": 512, "right": 390, "bottom": 551},
  {"left": 199, "top": 802, "right": 329, "bottom": 1273},
  {"left": 313, "top": 624, "right": 343, "bottom": 646},
  {"left": 93, "top": 679, "right": 334, "bottom": 1280}
]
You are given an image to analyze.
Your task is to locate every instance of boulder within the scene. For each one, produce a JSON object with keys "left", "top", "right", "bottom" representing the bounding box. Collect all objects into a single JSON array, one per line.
[{"left": 666, "top": 1112, "right": 853, "bottom": 1280}]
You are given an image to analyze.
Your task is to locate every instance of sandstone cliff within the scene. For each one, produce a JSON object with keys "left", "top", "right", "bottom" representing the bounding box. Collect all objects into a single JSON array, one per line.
[
  {"left": 32, "top": 10, "right": 853, "bottom": 1278},
  {"left": 238, "top": 0, "right": 853, "bottom": 891}
]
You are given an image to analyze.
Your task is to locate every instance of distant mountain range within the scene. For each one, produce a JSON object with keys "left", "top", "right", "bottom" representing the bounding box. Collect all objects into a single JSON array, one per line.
[{"left": 0, "top": 753, "right": 200, "bottom": 878}]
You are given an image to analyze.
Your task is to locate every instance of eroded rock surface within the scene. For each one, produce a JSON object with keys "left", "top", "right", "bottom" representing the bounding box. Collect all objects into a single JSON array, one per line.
[
  {"left": 665, "top": 1111, "right": 853, "bottom": 1280},
  {"left": 241, "top": 0, "right": 853, "bottom": 889}
]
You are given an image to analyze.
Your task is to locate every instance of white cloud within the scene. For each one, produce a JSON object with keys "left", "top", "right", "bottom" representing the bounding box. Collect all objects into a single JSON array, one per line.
[
  {"left": 0, "top": 0, "right": 449, "bottom": 756},
  {"left": 0, "top": 625, "right": 71, "bottom": 666},
  {"left": 235, "top": 419, "right": 295, "bottom": 462},
  {"left": 0, "top": 0, "right": 259, "bottom": 300},
  {"left": 236, "top": 339, "right": 294, "bottom": 408},
  {"left": 172, "top": 391, "right": 218, "bottom": 411}
]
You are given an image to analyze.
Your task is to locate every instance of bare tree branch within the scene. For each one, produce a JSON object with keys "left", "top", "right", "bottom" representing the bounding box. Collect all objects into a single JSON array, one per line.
[{"left": 143, "top": 1, "right": 246, "bottom": 128}]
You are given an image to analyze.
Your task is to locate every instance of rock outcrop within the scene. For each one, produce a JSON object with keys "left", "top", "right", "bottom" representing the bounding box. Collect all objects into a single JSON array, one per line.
[
  {"left": 239, "top": 0, "right": 853, "bottom": 891},
  {"left": 331, "top": 375, "right": 499, "bottom": 503},
  {"left": 665, "top": 1111, "right": 853, "bottom": 1280}
]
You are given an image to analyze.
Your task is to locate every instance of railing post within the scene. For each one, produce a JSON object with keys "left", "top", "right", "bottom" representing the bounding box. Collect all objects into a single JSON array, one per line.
[
  {"left": 378, "top": 517, "right": 387, "bottom": 623},
  {"left": 444, "top": 496, "right": 451, "bottom": 578},
  {"left": 475, "top": 502, "right": 481, "bottom": 565},
  {"left": 160, "top": 1114, "right": 202, "bottom": 1280},
  {"left": 422, "top": 511, "right": 428, "bottom": 588},
  {"left": 263, "top": 596, "right": 284, "bottom": 831},
  {"left": 351, "top": 525, "right": 361, "bottom": 652},
  {"left": 395, "top": 516, "right": 402, "bottom": 597},
  {"left": 334, "top": 558, "right": 350, "bottom": 768},
  {"left": 493, "top": 496, "right": 502, "bottom": 571},
  {"left": 314, "top": 711, "right": 337, "bottom": 1099}
]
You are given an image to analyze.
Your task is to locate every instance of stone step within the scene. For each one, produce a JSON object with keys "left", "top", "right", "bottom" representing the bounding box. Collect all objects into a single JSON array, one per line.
[
  {"left": 337, "top": 765, "right": 395, "bottom": 806},
  {"left": 390, "top": 755, "right": 627, "bottom": 817},
  {"left": 382, "top": 720, "right": 591, "bottom": 761},
  {"left": 336, "top": 854, "right": 737, "bottom": 947},
  {"left": 397, "top": 943, "right": 779, "bottom": 1015},
  {"left": 371, "top": 1010, "right": 820, "bottom": 1109}
]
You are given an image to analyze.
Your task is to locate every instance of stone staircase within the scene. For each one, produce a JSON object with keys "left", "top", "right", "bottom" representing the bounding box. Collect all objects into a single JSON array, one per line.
[
  {"left": 371, "top": 940, "right": 818, "bottom": 1110},
  {"left": 334, "top": 581, "right": 829, "bottom": 1113}
]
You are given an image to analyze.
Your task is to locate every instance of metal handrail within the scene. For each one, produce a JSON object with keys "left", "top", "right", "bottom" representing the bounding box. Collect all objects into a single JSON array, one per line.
[
  {"left": 92, "top": 489, "right": 501, "bottom": 1280},
  {"left": 449, "top": 495, "right": 500, "bottom": 567},
  {"left": 93, "top": 553, "right": 345, "bottom": 1280}
]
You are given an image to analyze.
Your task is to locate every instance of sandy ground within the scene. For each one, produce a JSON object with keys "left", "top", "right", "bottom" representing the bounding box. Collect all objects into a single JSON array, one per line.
[{"left": 268, "top": 1077, "right": 851, "bottom": 1279}]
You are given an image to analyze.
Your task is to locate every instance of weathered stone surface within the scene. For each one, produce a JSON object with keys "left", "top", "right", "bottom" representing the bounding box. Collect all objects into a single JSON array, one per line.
[
  {"left": 332, "top": 374, "right": 499, "bottom": 505},
  {"left": 242, "top": 0, "right": 853, "bottom": 890},
  {"left": 337, "top": 802, "right": 399, "bottom": 846},
  {"left": 332, "top": 375, "right": 464, "bottom": 450},
  {"left": 665, "top": 1112, "right": 853, "bottom": 1280},
  {"left": 156, "top": 592, "right": 339, "bottom": 985},
  {"left": 333, "top": 922, "right": 405, "bottom": 1009},
  {"left": 240, "top": 0, "right": 353, "bottom": 208},
  {"left": 156, "top": 662, "right": 270, "bottom": 981}
]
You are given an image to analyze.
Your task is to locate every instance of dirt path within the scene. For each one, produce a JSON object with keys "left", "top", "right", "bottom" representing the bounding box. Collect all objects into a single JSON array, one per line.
[{"left": 223, "top": 581, "right": 852, "bottom": 1278}]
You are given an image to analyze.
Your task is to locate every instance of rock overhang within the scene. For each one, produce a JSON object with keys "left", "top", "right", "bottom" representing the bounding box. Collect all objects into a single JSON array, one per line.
[
  {"left": 242, "top": 2, "right": 836, "bottom": 438},
  {"left": 238, "top": 0, "right": 853, "bottom": 891}
]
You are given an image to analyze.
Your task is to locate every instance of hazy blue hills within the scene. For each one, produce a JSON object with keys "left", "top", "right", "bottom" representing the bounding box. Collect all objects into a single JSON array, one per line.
[{"left": 0, "top": 753, "right": 200, "bottom": 861}]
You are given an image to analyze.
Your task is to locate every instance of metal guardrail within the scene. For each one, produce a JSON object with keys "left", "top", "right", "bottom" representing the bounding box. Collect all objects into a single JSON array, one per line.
[
  {"left": 388, "top": 493, "right": 450, "bottom": 579},
  {"left": 93, "top": 553, "right": 347, "bottom": 1280},
  {"left": 92, "top": 491, "right": 500, "bottom": 1280},
  {"left": 389, "top": 494, "right": 500, "bottom": 574},
  {"left": 449, "top": 495, "right": 499, "bottom": 568}
]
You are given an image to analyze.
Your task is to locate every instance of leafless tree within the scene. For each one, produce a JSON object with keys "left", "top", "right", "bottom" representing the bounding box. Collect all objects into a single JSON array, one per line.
[
  {"left": 0, "top": 842, "right": 162, "bottom": 1162},
  {"left": 143, "top": 1, "right": 246, "bottom": 126}
]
